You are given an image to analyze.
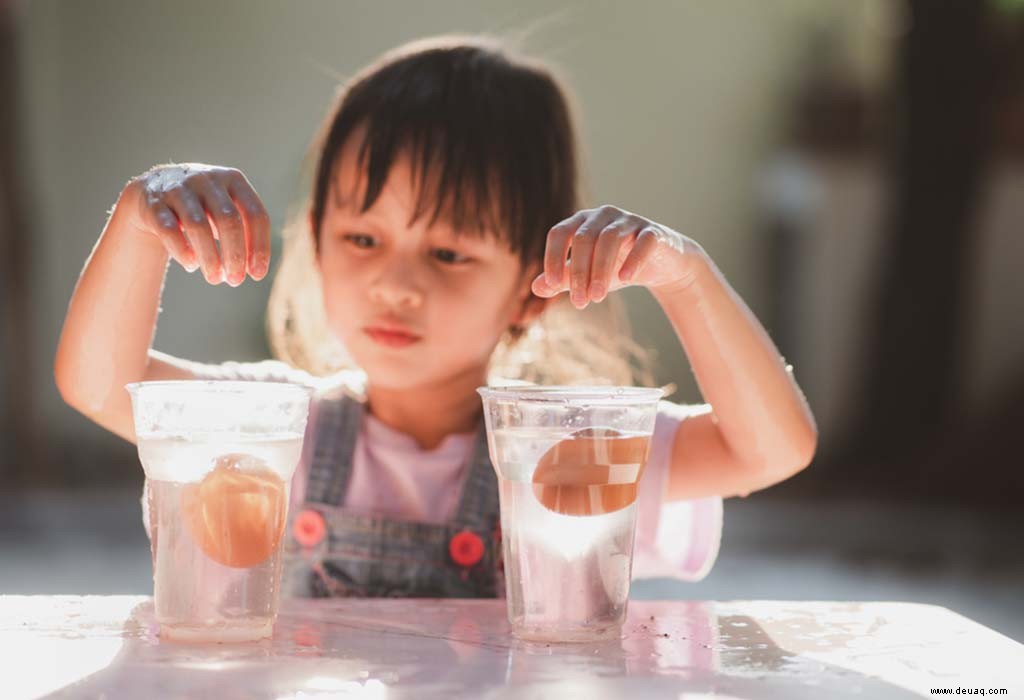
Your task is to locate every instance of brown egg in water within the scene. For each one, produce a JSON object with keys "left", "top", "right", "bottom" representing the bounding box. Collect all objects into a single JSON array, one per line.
[
  {"left": 181, "top": 454, "right": 287, "bottom": 568},
  {"left": 532, "top": 427, "right": 651, "bottom": 516}
]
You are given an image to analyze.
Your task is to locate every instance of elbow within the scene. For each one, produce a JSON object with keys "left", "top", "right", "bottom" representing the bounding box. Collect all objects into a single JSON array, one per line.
[
  {"left": 747, "top": 422, "right": 818, "bottom": 483},
  {"left": 791, "top": 424, "right": 818, "bottom": 470},
  {"left": 54, "top": 354, "right": 97, "bottom": 417},
  {"left": 54, "top": 354, "right": 74, "bottom": 407},
  {"left": 776, "top": 421, "right": 818, "bottom": 477},
  {"left": 730, "top": 420, "right": 818, "bottom": 496},
  {"left": 54, "top": 358, "right": 82, "bottom": 414}
]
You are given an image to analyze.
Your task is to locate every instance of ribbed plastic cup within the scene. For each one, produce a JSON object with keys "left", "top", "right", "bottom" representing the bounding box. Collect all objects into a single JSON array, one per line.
[
  {"left": 477, "top": 385, "right": 662, "bottom": 642},
  {"left": 126, "top": 380, "right": 312, "bottom": 642}
]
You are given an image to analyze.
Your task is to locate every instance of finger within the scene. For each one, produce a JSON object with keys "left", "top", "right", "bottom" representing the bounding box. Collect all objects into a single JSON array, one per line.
[
  {"left": 618, "top": 226, "right": 660, "bottom": 283},
  {"left": 196, "top": 175, "right": 246, "bottom": 286},
  {"left": 226, "top": 172, "right": 272, "bottom": 280},
  {"left": 540, "top": 211, "right": 587, "bottom": 296},
  {"left": 568, "top": 231, "right": 596, "bottom": 308},
  {"left": 165, "top": 186, "right": 223, "bottom": 284},
  {"left": 143, "top": 201, "right": 196, "bottom": 271},
  {"left": 568, "top": 207, "right": 619, "bottom": 308},
  {"left": 589, "top": 221, "right": 637, "bottom": 302}
]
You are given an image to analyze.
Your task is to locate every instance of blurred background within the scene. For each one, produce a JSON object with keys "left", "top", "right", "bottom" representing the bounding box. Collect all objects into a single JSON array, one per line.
[{"left": 2, "top": 0, "right": 1022, "bottom": 643}]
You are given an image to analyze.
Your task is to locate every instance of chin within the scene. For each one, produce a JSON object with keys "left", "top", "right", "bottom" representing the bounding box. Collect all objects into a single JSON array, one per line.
[{"left": 347, "top": 345, "right": 434, "bottom": 390}]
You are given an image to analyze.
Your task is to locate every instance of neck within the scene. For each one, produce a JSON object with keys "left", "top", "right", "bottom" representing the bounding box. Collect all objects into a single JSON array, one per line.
[{"left": 364, "top": 364, "right": 488, "bottom": 450}]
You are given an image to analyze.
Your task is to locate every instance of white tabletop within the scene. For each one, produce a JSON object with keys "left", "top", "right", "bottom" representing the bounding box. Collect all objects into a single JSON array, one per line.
[{"left": 3, "top": 596, "right": 1021, "bottom": 699}]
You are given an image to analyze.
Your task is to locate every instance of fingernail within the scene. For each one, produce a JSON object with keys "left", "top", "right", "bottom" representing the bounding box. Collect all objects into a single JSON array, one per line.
[{"left": 589, "top": 282, "right": 605, "bottom": 300}]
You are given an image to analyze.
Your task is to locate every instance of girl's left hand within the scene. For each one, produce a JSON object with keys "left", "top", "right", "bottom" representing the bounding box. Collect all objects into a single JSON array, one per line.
[{"left": 531, "top": 205, "right": 705, "bottom": 308}]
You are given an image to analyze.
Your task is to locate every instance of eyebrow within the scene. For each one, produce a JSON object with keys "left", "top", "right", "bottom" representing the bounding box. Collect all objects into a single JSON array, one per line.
[{"left": 328, "top": 170, "right": 500, "bottom": 250}]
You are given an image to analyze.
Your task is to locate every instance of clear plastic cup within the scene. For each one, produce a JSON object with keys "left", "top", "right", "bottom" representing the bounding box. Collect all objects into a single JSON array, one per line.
[
  {"left": 126, "top": 380, "right": 312, "bottom": 642},
  {"left": 477, "top": 385, "right": 662, "bottom": 642}
]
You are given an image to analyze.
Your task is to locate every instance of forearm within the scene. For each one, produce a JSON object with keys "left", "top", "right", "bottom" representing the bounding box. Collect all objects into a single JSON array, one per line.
[
  {"left": 54, "top": 185, "right": 170, "bottom": 424},
  {"left": 652, "top": 250, "right": 817, "bottom": 471}
]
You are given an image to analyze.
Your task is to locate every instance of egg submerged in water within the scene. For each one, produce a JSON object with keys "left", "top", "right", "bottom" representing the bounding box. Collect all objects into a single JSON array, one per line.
[
  {"left": 532, "top": 427, "right": 651, "bottom": 517},
  {"left": 181, "top": 453, "right": 287, "bottom": 568}
]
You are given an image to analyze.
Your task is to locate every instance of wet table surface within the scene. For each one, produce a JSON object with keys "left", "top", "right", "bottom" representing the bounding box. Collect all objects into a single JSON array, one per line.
[{"left": 3, "top": 596, "right": 1022, "bottom": 699}]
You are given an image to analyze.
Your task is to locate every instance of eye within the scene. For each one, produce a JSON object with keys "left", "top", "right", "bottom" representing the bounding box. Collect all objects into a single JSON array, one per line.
[
  {"left": 342, "top": 233, "right": 376, "bottom": 249},
  {"left": 432, "top": 248, "right": 471, "bottom": 265}
]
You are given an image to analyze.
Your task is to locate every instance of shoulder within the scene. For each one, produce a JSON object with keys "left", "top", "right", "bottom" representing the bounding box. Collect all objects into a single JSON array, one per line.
[
  {"left": 634, "top": 400, "right": 723, "bottom": 582},
  {"left": 310, "top": 368, "right": 368, "bottom": 403},
  {"left": 648, "top": 400, "right": 706, "bottom": 469},
  {"left": 183, "top": 359, "right": 368, "bottom": 403},
  {"left": 657, "top": 398, "right": 709, "bottom": 421},
  {"left": 647, "top": 400, "right": 710, "bottom": 487},
  {"left": 643, "top": 399, "right": 710, "bottom": 497},
  {"left": 183, "top": 358, "right": 318, "bottom": 385},
  {"left": 483, "top": 374, "right": 532, "bottom": 388},
  {"left": 654, "top": 399, "right": 709, "bottom": 440}
]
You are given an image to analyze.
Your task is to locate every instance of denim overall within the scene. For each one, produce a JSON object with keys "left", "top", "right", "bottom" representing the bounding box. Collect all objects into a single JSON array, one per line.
[{"left": 283, "top": 393, "right": 503, "bottom": 598}]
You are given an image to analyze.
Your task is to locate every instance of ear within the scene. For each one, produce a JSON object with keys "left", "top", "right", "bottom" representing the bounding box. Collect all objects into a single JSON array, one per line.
[{"left": 510, "top": 264, "right": 551, "bottom": 329}]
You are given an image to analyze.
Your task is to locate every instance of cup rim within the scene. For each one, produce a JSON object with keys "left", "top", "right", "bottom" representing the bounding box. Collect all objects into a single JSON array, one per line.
[
  {"left": 125, "top": 379, "right": 314, "bottom": 398},
  {"left": 477, "top": 384, "right": 664, "bottom": 404}
]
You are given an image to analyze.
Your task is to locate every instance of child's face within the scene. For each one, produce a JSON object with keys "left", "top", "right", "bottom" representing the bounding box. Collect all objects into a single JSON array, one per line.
[{"left": 314, "top": 140, "right": 540, "bottom": 391}]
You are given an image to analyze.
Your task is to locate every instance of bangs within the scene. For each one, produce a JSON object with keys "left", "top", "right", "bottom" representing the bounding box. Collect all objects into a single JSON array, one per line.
[
  {"left": 330, "top": 121, "right": 508, "bottom": 244},
  {"left": 311, "top": 38, "right": 578, "bottom": 269}
]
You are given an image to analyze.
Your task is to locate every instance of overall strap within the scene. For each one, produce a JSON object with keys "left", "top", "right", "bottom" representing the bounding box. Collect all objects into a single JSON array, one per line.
[
  {"left": 304, "top": 393, "right": 364, "bottom": 506},
  {"left": 452, "top": 421, "right": 501, "bottom": 532}
]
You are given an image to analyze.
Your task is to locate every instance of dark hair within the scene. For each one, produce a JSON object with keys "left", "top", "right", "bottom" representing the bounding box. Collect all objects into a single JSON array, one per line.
[
  {"left": 309, "top": 36, "right": 579, "bottom": 270},
  {"left": 268, "top": 36, "right": 656, "bottom": 389}
]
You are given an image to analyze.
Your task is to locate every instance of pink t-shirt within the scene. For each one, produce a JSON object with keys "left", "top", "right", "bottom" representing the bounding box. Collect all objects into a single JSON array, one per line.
[{"left": 146, "top": 359, "right": 722, "bottom": 582}]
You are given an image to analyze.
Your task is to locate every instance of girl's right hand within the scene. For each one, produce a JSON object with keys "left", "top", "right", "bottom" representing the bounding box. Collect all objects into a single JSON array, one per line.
[{"left": 121, "top": 163, "right": 271, "bottom": 286}]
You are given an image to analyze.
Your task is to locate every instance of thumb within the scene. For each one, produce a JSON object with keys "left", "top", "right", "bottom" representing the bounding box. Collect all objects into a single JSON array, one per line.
[{"left": 531, "top": 272, "right": 562, "bottom": 298}]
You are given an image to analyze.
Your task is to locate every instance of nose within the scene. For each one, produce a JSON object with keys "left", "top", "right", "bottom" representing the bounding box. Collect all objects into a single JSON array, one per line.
[{"left": 368, "top": 262, "right": 424, "bottom": 309}]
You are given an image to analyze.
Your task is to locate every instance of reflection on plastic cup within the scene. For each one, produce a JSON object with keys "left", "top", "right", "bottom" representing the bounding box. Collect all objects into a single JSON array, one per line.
[
  {"left": 477, "top": 386, "right": 662, "bottom": 642},
  {"left": 127, "top": 381, "right": 312, "bottom": 642}
]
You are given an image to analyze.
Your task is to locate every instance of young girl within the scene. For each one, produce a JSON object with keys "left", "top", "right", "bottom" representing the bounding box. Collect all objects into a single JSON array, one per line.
[{"left": 55, "top": 35, "right": 816, "bottom": 597}]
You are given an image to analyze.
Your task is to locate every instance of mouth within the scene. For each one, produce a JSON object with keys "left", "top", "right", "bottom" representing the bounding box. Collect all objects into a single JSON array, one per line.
[{"left": 363, "top": 325, "right": 423, "bottom": 348}]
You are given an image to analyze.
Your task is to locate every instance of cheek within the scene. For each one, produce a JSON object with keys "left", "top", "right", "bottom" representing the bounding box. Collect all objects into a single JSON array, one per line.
[
  {"left": 318, "top": 257, "right": 363, "bottom": 333},
  {"left": 318, "top": 247, "right": 519, "bottom": 355},
  {"left": 431, "top": 273, "right": 518, "bottom": 341}
]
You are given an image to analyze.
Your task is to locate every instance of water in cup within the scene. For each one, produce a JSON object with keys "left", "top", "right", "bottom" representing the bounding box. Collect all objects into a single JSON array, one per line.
[
  {"left": 142, "top": 437, "right": 300, "bottom": 641},
  {"left": 495, "top": 427, "right": 651, "bottom": 641},
  {"left": 479, "top": 386, "right": 662, "bottom": 643},
  {"left": 128, "top": 381, "right": 311, "bottom": 642}
]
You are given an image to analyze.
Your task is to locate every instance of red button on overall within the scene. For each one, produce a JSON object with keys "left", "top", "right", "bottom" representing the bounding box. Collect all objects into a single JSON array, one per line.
[
  {"left": 449, "top": 530, "right": 484, "bottom": 568},
  {"left": 293, "top": 509, "right": 326, "bottom": 548}
]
